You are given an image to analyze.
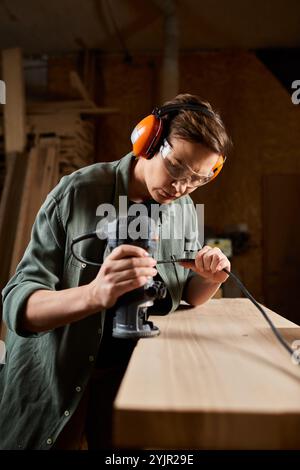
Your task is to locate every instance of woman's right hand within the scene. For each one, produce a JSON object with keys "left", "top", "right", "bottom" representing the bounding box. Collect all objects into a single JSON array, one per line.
[{"left": 88, "top": 244, "right": 157, "bottom": 309}]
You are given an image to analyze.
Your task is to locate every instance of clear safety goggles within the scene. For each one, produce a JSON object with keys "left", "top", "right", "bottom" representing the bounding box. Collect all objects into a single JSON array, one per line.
[{"left": 159, "top": 139, "right": 226, "bottom": 188}]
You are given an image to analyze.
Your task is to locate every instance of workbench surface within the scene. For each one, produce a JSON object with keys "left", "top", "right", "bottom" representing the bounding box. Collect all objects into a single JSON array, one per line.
[{"left": 114, "top": 298, "right": 300, "bottom": 449}]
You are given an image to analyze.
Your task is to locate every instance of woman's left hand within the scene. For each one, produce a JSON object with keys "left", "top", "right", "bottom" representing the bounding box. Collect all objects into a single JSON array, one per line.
[{"left": 179, "top": 245, "right": 231, "bottom": 284}]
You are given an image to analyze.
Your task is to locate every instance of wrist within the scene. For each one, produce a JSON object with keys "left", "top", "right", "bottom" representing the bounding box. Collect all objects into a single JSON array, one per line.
[
  {"left": 198, "top": 274, "right": 222, "bottom": 286},
  {"left": 83, "top": 282, "right": 104, "bottom": 314}
]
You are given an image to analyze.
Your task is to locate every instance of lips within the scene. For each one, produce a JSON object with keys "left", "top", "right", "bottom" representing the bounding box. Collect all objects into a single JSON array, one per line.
[{"left": 159, "top": 189, "right": 176, "bottom": 199}]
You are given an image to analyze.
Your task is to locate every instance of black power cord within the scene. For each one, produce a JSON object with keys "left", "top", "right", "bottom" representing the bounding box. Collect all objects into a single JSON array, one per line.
[{"left": 223, "top": 268, "right": 298, "bottom": 362}]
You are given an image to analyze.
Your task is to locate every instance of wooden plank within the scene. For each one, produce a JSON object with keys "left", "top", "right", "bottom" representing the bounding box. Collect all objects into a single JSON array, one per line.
[
  {"left": 114, "top": 298, "right": 300, "bottom": 449},
  {"left": 0, "top": 152, "right": 28, "bottom": 340},
  {"left": 9, "top": 138, "right": 60, "bottom": 276},
  {"left": 1, "top": 48, "right": 26, "bottom": 155},
  {"left": 9, "top": 147, "right": 40, "bottom": 275},
  {"left": 0, "top": 152, "right": 28, "bottom": 289}
]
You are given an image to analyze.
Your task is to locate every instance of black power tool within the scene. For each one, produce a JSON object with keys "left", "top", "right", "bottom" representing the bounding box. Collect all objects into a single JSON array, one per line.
[{"left": 104, "top": 215, "right": 166, "bottom": 339}]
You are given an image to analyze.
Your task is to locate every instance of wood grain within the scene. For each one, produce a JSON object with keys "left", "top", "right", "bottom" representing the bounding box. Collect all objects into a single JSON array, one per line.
[{"left": 114, "top": 298, "right": 300, "bottom": 449}]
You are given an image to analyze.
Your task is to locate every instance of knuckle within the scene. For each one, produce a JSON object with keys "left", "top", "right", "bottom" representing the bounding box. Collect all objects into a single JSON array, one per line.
[
  {"left": 105, "top": 273, "right": 114, "bottom": 284},
  {"left": 139, "top": 276, "right": 148, "bottom": 285},
  {"left": 132, "top": 267, "right": 139, "bottom": 277},
  {"left": 101, "top": 264, "right": 109, "bottom": 275},
  {"left": 106, "top": 284, "right": 115, "bottom": 298},
  {"left": 118, "top": 245, "right": 126, "bottom": 255},
  {"left": 128, "top": 258, "right": 135, "bottom": 268}
]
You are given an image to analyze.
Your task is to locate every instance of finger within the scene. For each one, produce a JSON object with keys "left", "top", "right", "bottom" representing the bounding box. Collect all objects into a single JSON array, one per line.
[
  {"left": 108, "top": 244, "right": 149, "bottom": 261},
  {"left": 107, "top": 256, "right": 157, "bottom": 273},
  {"left": 106, "top": 267, "right": 157, "bottom": 283},
  {"left": 216, "top": 258, "right": 231, "bottom": 272},
  {"left": 202, "top": 249, "right": 216, "bottom": 271},
  {"left": 116, "top": 276, "right": 149, "bottom": 297},
  {"left": 195, "top": 246, "right": 211, "bottom": 272},
  {"left": 199, "top": 245, "right": 212, "bottom": 255},
  {"left": 210, "top": 251, "right": 224, "bottom": 273}
]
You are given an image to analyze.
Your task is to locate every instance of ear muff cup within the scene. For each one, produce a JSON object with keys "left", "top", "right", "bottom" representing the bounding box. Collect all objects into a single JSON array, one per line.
[{"left": 131, "top": 114, "right": 163, "bottom": 158}]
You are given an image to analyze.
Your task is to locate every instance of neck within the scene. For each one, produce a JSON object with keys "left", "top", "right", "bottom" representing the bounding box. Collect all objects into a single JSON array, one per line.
[{"left": 128, "top": 157, "right": 151, "bottom": 202}]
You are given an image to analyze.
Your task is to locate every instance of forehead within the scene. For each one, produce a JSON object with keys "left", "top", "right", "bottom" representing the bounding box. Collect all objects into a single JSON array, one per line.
[{"left": 168, "top": 137, "right": 220, "bottom": 172}]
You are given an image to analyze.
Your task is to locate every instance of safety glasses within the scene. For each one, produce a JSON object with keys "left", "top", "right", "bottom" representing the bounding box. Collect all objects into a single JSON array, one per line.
[{"left": 159, "top": 139, "right": 226, "bottom": 188}]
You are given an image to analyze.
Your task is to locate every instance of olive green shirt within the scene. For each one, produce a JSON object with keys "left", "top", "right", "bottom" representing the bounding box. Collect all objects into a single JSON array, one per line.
[{"left": 0, "top": 152, "right": 200, "bottom": 450}]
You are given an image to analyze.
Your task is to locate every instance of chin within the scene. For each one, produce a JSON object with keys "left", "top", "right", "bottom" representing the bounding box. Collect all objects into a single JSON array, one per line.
[{"left": 155, "top": 189, "right": 178, "bottom": 202}]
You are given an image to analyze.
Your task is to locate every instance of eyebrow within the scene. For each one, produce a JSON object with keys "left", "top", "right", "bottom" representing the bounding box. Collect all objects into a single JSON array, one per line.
[
  {"left": 167, "top": 139, "right": 202, "bottom": 173},
  {"left": 172, "top": 155, "right": 201, "bottom": 174}
]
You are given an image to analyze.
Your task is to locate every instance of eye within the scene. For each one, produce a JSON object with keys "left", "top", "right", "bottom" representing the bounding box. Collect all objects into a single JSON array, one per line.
[
  {"left": 190, "top": 175, "right": 199, "bottom": 184},
  {"left": 167, "top": 160, "right": 182, "bottom": 177}
]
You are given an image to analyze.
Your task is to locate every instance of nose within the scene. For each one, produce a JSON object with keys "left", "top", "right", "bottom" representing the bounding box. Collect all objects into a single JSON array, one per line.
[{"left": 171, "top": 180, "right": 187, "bottom": 195}]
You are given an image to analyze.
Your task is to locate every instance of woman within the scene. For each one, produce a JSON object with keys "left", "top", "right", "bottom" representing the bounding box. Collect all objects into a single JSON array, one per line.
[{"left": 0, "top": 93, "right": 231, "bottom": 449}]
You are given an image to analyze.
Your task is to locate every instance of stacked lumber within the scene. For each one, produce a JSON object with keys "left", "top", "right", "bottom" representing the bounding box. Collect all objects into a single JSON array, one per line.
[
  {"left": 27, "top": 113, "right": 95, "bottom": 176},
  {"left": 0, "top": 48, "right": 118, "bottom": 340},
  {"left": 9, "top": 137, "right": 60, "bottom": 276}
]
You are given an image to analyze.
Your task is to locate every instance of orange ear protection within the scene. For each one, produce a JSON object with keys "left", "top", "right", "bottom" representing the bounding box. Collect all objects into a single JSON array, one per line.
[
  {"left": 130, "top": 104, "right": 214, "bottom": 159},
  {"left": 210, "top": 155, "right": 226, "bottom": 181}
]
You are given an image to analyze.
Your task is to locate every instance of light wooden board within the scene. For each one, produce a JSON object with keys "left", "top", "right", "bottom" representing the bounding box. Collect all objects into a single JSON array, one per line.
[
  {"left": 1, "top": 48, "right": 26, "bottom": 154},
  {"left": 114, "top": 298, "right": 300, "bottom": 449},
  {"left": 9, "top": 138, "right": 60, "bottom": 276}
]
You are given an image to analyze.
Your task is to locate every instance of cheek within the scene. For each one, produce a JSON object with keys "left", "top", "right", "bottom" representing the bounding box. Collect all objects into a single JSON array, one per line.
[{"left": 147, "top": 161, "right": 168, "bottom": 188}]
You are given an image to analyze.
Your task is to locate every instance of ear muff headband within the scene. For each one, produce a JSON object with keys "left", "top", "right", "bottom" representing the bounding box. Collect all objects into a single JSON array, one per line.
[
  {"left": 131, "top": 104, "right": 214, "bottom": 159},
  {"left": 153, "top": 104, "right": 214, "bottom": 119}
]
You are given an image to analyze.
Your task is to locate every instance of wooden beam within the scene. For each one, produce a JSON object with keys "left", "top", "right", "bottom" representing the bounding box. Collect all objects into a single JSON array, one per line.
[
  {"left": 27, "top": 100, "right": 119, "bottom": 115},
  {"left": 95, "top": 0, "right": 161, "bottom": 48},
  {"left": 1, "top": 48, "right": 26, "bottom": 155},
  {"left": 69, "top": 70, "right": 96, "bottom": 108}
]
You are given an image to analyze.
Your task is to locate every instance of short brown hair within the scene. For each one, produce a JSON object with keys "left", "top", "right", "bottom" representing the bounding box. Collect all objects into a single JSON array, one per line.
[{"left": 162, "top": 93, "right": 231, "bottom": 156}]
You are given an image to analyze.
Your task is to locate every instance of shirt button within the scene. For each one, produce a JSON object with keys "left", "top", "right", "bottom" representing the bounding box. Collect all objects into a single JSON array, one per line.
[
  {"left": 81, "top": 263, "right": 86, "bottom": 269},
  {"left": 76, "top": 386, "right": 81, "bottom": 393},
  {"left": 64, "top": 410, "right": 70, "bottom": 417},
  {"left": 46, "top": 438, "right": 52, "bottom": 445},
  {"left": 89, "top": 355, "right": 94, "bottom": 362}
]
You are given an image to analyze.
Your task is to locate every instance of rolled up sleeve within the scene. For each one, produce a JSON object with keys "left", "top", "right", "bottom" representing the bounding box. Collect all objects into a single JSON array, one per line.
[
  {"left": 2, "top": 195, "right": 65, "bottom": 337},
  {"left": 182, "top": 204, "right": 203, "bottom": 302}
]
